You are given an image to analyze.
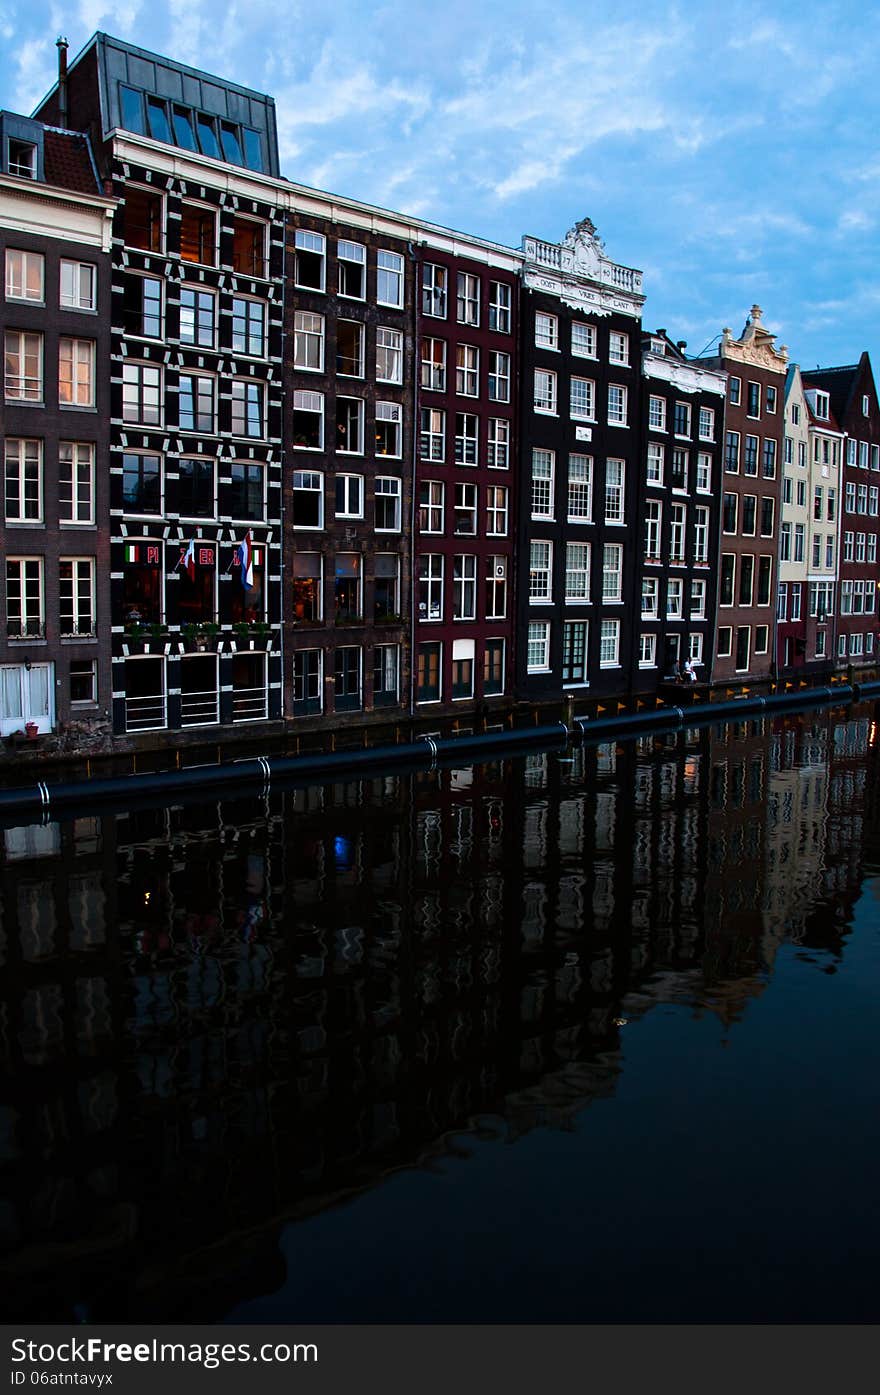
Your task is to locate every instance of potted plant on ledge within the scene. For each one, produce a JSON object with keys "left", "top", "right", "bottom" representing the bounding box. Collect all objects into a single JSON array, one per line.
[
  {"left": 231, "top": 619, "right": 272, "bottom": 650},
  {"left": 181, "top": 621, "right": 220, "bottom": 652}
]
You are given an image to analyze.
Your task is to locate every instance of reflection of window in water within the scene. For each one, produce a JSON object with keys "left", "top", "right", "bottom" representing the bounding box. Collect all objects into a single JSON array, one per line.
[
  {"left": 596, "top": 741, "right": 616, "bottom": 775},
  {"left": 595, "top": 792, "right": 616, "bottom": 851},
  {"left": 523, "top": 804, "right": 548, "bottom": 867},
  {"left": 634, "top": 766, "right": 653, "bottom": 811},
  {"left": 521, "top": 881, "right": 547, "bottom": 949},
  {"left": 17, "top": 883, "right": 57, "bottom": 961},
  {"left": 556, "top": 872, "right": 585, "bottom": 932},
  {"left": 558, "top": 798, "right": 585, "bottom": 857},
  {"left": 68, "top": 872, "right": 106, "bottom": 951},
  {"left": 592, "top": 864, "right": 614, "bottom": 928},
  {"left": 416, "top": 810, "right": 442, "bottom": 877},
  {"left": 633, "top": 823, "right": 652, "bottom": 880},
  {"left": 524, "top": 751, "right": 548, "bottom": 788}
]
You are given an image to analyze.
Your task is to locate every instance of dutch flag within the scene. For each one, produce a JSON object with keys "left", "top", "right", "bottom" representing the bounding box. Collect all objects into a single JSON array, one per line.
[{"left": 240, "top": 530, "right": 254, "bottom": 589}]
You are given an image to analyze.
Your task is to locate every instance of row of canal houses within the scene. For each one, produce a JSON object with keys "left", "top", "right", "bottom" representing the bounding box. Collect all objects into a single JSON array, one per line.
[{"left": 1, "top": 32, "right": 879, "bottom": 749}]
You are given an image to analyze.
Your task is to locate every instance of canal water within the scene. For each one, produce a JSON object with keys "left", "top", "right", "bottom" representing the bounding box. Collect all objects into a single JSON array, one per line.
[{"left": 2, "top": 705, "right": 879, "bottom": 1324}]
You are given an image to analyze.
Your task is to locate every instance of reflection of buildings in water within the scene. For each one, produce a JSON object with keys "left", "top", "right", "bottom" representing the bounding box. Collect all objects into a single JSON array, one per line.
[{"left": 1, "top": 707, "right": 879, "bottom": 1319}]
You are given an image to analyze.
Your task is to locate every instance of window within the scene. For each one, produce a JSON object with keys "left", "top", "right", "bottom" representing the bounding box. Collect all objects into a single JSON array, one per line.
[
  {"left": 725, "top": 431, "right": 740, "bottom": 472},
  {"left": 488, "top": 352, "right": 510, "bottom": 402},
  {"left": 291, "top": 552, "right": 322, "bottom": 626},
  {"left": 374, "top": 644, "right": 399, "bottom": 706},
  {"left": 417, "top": 641, "right": 442, "bottom": 701},
  {"left": 760, "top": 497, "right": 775, "bottom": 536},
  {"left": 717, "top": 627, "right": 732, "bottom": 659},
  {"left": 486, "top": 485, "right": 508, "bottom": 536},
  {"left": 334, "top": 555, "right": 362, "bottom": 624},
  {"left": 4, "top": 330, "right": 42, "bottom": 401},
  {"left": 420, "top": 408, "right": 445, "bottom": 461},
  {"left": 180, "top": 204, "right": 216, "bottom": 265},
  {"left": 735, "top": 626, "right": 750, "bottom": 672},
  {"left": 780, "top": 523, "right": 791, "bottom": 562},
  {"left": 486, "top": 556, "right": 507, "bottom": 619},
  {"left": 228, "top": 463, "right": 265, "bottom": 521},
  {"left": 59, "top": 442, "right": 94, "bottom": 525},
  {"left": 744, "top": 435, "right": 758, "bottom": 474},
  {"left": 696, "top": 453, "right": 711, "bottom": 493},
  {"left": 178, "top": 373, "right": 215, "bottom": 433},
  {"left": 667, "top": 577, "right": 683, "bottom": 618},
  {"left": 766, "top": 386, "right": 777, "bottom": 414},
  {"left": 723, "top": 492, "right": 737, "bottom": 534},
  {"left": 531, "top": 449, "right": 555, "bottom": 519},
  {"left": 690, "top": 579, "right": 706, "bottom": 619},
  {"left": 122, "top": 362, "right": 161, "bottom": 425},
  {"left": 453, "top": 555, "right": 477, "bottom": 619},
  {"left": 124, "top": 274, "right": 163, "bottom": 339},
  {"left": 571, "top": 377, "right": 595, "bottom": 420},
  {"left": 757, "top": 556, "right": 773, "bottom": 607},
  {"left": 336, "top": 398, "right": 364, "bottom": 453},
  {"left": 608, "top": 384, "right": 628, "bottom": 425},
  {"left": 377, "top": 250, "right": 404, "bottom": 307},
  {"left": 747, "top": 382, "right": 761, "bottom": 418},
  {"left": 535, "top": 312, "right": 558, "bottom": 349},
  {"left": 602, "top": 543, "right": 622, "bottom": 602},
  {"left": 527, "top": 622, "right": 551, "bottom": 671},
  {"left": 6, "top": 249, "right": 44, "bottom": 302},
  {"left": 59, "top": 558, "right": 96, "bottom": 637},
  {"left": 742, "top": 495, "right": 757, "bottom": 535},
  {"left": 375, "top": 476, "right": 401, "bottom": 531},
  {"left": 418, "top": 554, "right": 444, "bottom": 621},
  {"left": 338, "top": 240, "right": 366, "bottom": 299},
  {"left": 294, "top": 229, "right": 326, "bottom": 290},
  {"left": 337, "top": 319, "right": 364, "bottom": 377},
  {"left": 456, "top": 344, "right": 479, "bottom": 396},
  {"left": 639, "top": 633, "right": 656, "bottom": 668},
  {"left": 784, "top": 436, "right": 793, "bottom": 465},
  {"left": 419, "top": 480, "right": 445, "bottom": 533},
  {"left": 565, "top": 543, "right": 590, "bottom": 603},
  {"left": 777, "top": 583, "right": 788, "bottom": 622},
  {"left": 334, "top": 646, "right": 362, "bottom": 711},
  {"left": 70, "top": 659, "right": 97, "bottom": 707},
  {"left": 644, "top": 500, "right": 661, "bottom": 558},
  {"left": 600, "top": 618, "right": 620, "bottom": 667},
  {"left": 739, "top": 555, "right": 754, "bottom": 606},
  {"left": 671, "top": 448, "right": 688, "bottom": 491},
  {"left": 179, "top": 286, "right": 216, "bottom": 347},
  {"left": 783, "top": 476, "right": 793, "bottom": 503},
  {"left": 294, "top": 311, "right": 324, "bottom": 371},
  {"left": 488, "top": 418, "right": 510, "bottom": 469},
  {"left": 729, "top": 376, "right": 741, "bottom": 406},
  {"left": 813, "top": 391, "right": 829, "bottom": 420},
  {"left": 562, "top": 621, "right": 588, "bottom": 683},
  {"left": 870, "top": 486, "right": 879, "bottom": 517},
  {"left": 5, "top": 557, "right": 44, "bottom": 637},
  {"left": 572, "top": 322, "right": 596, "bottom": 358},
  {"left": 122, "top": 452, "right": 161, "bottom": 514},
  {"left": 7, "top": 139, "right": 36, "bottom": 179},
  {"left": 457, "top": 272, "right": 480, "bottom": 326},
  {"left": 421, "top": 337, "right": 446, "bottom": 392},
  {"left": 59, "top": 259, "right": 96, "bottom": 312},
  {"left": 755, "top": 625, "right": 769, "bottom": 655},
  {"left": 336, "top": 473, "right": 364, "bottom": 519},
  {"left": 422, "top": 263, "right": 447, "bottom": 317},
  {"left": 647, "top": 443, "right": 664, "bottom": 484},
  {"left": 642, "top": 577, "right": 658, "bottom": 618},
  {"left": 534, "top": 369, "right": 557, "bottom": 413},
  {"left": 720, "top": 555, "right": 735, "bottom": 606},
  {"left": 489, "top": 281, "right": 511, "bottom": 333},
  {"left": 669, "top": 503, "right": 686, "bottom": 563},
  {"left": 674, "top": 402, "right": 691, "bottom": 437},
  {"left": 609, "top": 331, "right": 629, "bottom": 365},
  {"left": 455, "top": 412, "right": 478, "bottom": 465},
  {"left": 292, "top": 470, "right": 323, "bottom": 528},
  {"left": 605, "top": 458, "right": 625, "bottom": 523},
  {"left": 374, "top": 554, "right": 400, "bottom": 620},
  {"left": 694, "top": 506, "right": 709, "bottom": 563},
  {"left": 649, "top": 396, "right": 666, "bottom": 431},
  {"left": 375, "top": 401, "right": 402, "bottom": 457},
  {"left": 58, "top": 337, "right": 95, "bottom": 408},
  {"left": 376, "top": 327, "right": 403, "bottom": 383},
  {"left": 293, "top": 649, "right": 322, "bottom": 713},
  {"left": 123, "top": 187, "right": 163, "bottom": 252},
  {"left": 530, "top": 541, "right": 553, "bottom": 602},
  {"left": 4, "top": 439, "right": 41, "bottom": 522},
  {"left": 293, "top": 390, "right": 324, "bottom": 450},
  {"left": 230, "top": 380, "right": 263, "bottom": 438},
  {"left": 698, "top": 406, "right": 715, "bottom": 441},
  {"left": 454, "top": 482, "right": 478, "bottom": 535},
  {"left": 762, "top": 439, "right": 777, "bottom": 478},
  {"left": 178, "top": 456, "right": 215, "bottom": 519},
  {"left": 794, "top": 524, "right": 805, "bottom": 562},
  {"left": 232, "top": 297, "right": 266, "bottom": 356},
  {"left": 484, "top": 637, "right": 506, "bottom": 694},
  {"left": 232, "top": 217, "right": 266, "bottom": 277}
]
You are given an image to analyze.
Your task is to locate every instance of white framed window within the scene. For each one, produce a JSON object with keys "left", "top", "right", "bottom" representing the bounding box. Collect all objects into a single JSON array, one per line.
[
  {"left": 534, "top": 368, "right": 557, "bottom": 414},
  {"left": 4, "top": 438, "right": 42, "bottom": 522},
  {"left": 570, "top": 376, "right": 595, "bottom": 420},
  {"left": 456, "top": 343, "right": 479, "bottom": 396},
  {"left": 486, "top": 485, "right": 508, "bottom": 536},
  {"left": 609, "top": 331, "right": 628, "bottom": 365},
  {"left": 336, "top": 397, "right": 364, "bottom": 454},
  {"left": 717, "top": 627, "right": 733, "bottom": 658},
  {"left": 565, "top": 542, "right": 590, "bottom": 603},
  {"left": 60, "top": 259, "right": 96, "bottom": 311},
  {"left": 292, "top": 470, "right": 324, "bottom": 529},
  {"left": 644, "top": 500, "right": 661, "bottom": 559},
  {"left": 59, "top": 557, "right": 96, "bottom": 637},
  {"left": 6, "top": 249, "right": 44, "bottom": 302},
  {"left": 5, "top": 556, "right": 44, "bottom": 637},
  {"left": 729, "top": 376, "right": 741, "bottom": 406},
  {"left": 602, "top": 543, "right": 622, "bottom": 602},
  {"left": 454, "top": 481, "right": 478, "bottom": 535},
  {"left": 293, "top": 389, "right": 324, "bottom": 449},
  {"left": 59, "top": 337, "right": 95, "bottom": 408},
  {"left": 420, "top": 408, "right": 445, "bottom": 461},
  {"left": 4, "top": 329, "right": 42, "bottom": 401},
  {"left": 122, "top": 361, "right": 161, "bottom": 424},
  {"left": 571, "top": 322, "right": 596, "bottom": 358},
  {"left": 377, "top": 249, "right": 404, "bottom": 308},
  {"left": 457, "top": 272, "right": 480, "bottom": 326},
  {"left": 698, "top": 406, "right": 715, "bottom": 441},
  {"left": 335, "top": 473, "right": 364, "bottom": 519},
  {"left": 688, "top": 632, "right": 704, "bottom": 665},
  {"left": 337, "top": 319, "right": 365, "bottom": 377},
  {"left": 418, "top": 553, "right": 444, "bottom": 621},
  {"left": 486, "top": 556, "right": 507, "bottom": 619},
  {"left": 337, "top": 239, "right": 366, "bottom": 299},
  {"left": 608, "top": 383, "right": 627, "bottom": 425},
  {"left": 375, "top": 401, "right": 402, "bottom": 458},
  {"left": 70, "top": 658, "right": 98, "bottom": 707},
  {"left": 487, "top": 418, "right": 509, "bottom": 469},
  {"left": 488, "top": 281, "right": 511, "bottom": 333},
  {"left": 639, "top": 633, "right": 657, "bottom": 667},
  {"left": 451, "top": 637, "right": 475, "bottom": 699},
  {"left": 605, "top": 458, "right": 625, "bottom": 523},
  {"left": 600, "top": 618, "right": 620, "bottom": 667},
  {"left": 294, "top": 310, "right": 324, "bottom": 371},
  {"left": 488, "top": 351, "right": 510, "bottom": 402},
  {"left": 642, "top": 577, "right": 658, "bottom": 619},
  {"left": 562, "top": 620, "right": 588, "bottom": 684},
  {"left": 178, "top": 372, "right": 215, "bottom": 432},
  {"left": 694, "top": 506, "right": 709, "bottom": 563},
  {"left": 294, "top": 228, "right": 326, "bottom": 290},
  {"left": 375, "top": 476, "right": 402, "bottom": 531},
  {"left": 452, "top": 555, "right": 477, "bottom": 620},
  {"left": 419, "top": 480, "right": 445, "bottom": 533},
  {"left": 667, "top": 577, "right": 683, "bottom": 619},
  {"left": 230, "top": 379, "right": 264, "bottom": 438},
  {"left": 567, "top": 454, "right": 592, "bottom": 522},
  {"left": 527, "top": 621, "right": 551, "bottom": 671},
  {"left": 376, "top": 326, "right": 403, "bottom": 383},
  {"left": 647, "top": 442, "right": 664, "bottom": 484},
  {"left": 535, "top": 312, "right": 558, "bottom": 349},
  {"left": 422, "top": 262, "right": 447, "bottom": 317},
  {"left": 529, "top": 541, "right": 553, "bottom": 602},
  {"left": 421, "top": 336, "right": 446, "bottom": 392},
  {"left": 179, "top": 285, "right": 216, "bottom": 347},
  {"left": 531, "top": 449, "right": 555, "bottom": 519},
  {"left": 649, "top": 395, "right": 666, "bottom": 430},
  {"left": 696, "top": 452, "right": 712, "bottom": 492}
]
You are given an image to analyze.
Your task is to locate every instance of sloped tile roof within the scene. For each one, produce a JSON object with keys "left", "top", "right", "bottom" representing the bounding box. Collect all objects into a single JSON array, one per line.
[{"left": 43, "top": 129, "right": 100, "bottom": 195}]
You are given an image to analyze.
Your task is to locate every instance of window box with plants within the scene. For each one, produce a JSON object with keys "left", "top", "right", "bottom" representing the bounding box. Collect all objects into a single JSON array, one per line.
[
  {"left": 231, "top": 619, "right": 272, "bottom": 649},
  {"left": 180, "top": 621, "right": 220, "bottom": 652},
  {"left": 124, "top": 621, "right": 169, "bottom": 653}
]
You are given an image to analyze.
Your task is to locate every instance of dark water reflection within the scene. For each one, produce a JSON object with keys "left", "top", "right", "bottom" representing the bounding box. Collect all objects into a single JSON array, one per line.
[{"left": 2, "top": 708, "right": 880, "bottom": 1322}]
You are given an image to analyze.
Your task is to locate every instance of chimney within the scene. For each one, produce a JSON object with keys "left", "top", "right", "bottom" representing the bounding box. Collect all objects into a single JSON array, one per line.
[{"left": 56, "top": 36, "right": 69, "bottom": 127}]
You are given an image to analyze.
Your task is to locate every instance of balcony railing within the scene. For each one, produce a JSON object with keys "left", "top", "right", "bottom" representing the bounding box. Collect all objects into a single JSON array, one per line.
[
  {"left": 125, "top": 692, "right": 167, "bottom": 732},
  {"left": 232, "top": 685, "right": 268, "bottom": 722}
]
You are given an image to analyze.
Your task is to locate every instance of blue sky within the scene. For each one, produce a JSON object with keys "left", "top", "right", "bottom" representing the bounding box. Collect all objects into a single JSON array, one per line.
[{"left": 2, "top": 0, "right": 878, "bottom": 373}]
